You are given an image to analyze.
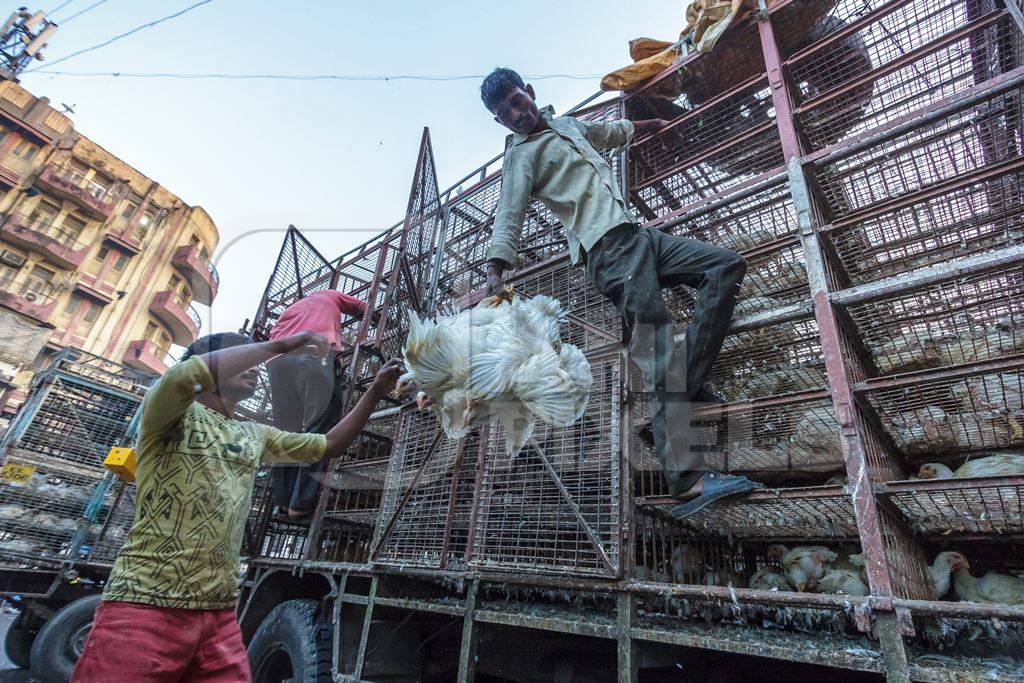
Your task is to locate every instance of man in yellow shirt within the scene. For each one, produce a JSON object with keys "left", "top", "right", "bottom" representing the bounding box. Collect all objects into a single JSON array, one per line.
[{"left": 72, "top": 331, "right": 402, "bottom": 682}]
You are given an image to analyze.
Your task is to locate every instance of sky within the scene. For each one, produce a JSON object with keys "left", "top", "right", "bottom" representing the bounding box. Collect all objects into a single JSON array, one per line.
[{"left": 20, "top": 0, "right": 681, "bottom": 341}]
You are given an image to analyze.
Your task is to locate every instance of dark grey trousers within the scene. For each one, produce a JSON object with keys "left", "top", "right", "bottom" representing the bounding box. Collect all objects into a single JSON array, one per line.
[
  {"left": 585, "top": 223, "right": 746, "bottom": 494},
  {"left": 267, "top": 353, "right": 346, "bottom": 511}
]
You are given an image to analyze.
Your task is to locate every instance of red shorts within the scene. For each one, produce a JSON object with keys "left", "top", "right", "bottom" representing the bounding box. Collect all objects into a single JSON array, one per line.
[{"left": 71, "top": 600, "right": 251, "bottom": 683}]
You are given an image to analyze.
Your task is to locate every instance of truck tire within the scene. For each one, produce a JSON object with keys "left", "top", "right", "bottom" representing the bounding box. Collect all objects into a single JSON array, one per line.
[
  {"left": 247, "top": 599, "right": 332, "bottom": 683},
  {"left": 4, "top": 610, "right": 35, "bottom": 669},
  {"left": 29, "top": 594, "right": 101, "bottom": 683}
]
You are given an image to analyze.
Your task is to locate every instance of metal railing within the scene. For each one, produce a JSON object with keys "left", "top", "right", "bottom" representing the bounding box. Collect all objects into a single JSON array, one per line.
[
  {"left": 9, "top": 213, "right": 85, "bottom": 250},
  {"left": 52, "top": 165, "right": 113, "bottom": 203}
]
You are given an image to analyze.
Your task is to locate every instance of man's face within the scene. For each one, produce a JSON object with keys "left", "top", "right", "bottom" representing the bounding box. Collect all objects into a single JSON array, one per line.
[
  {"left": 492, "top": 84, "right": 541, "bottom": 135},
  {"left": 220, "top": 366, "right": 259, "bottom": 401}
]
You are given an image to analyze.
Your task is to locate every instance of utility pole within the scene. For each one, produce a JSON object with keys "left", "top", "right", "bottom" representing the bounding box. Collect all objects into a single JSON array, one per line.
[{"left": 0, "top": 7, "right": 57, "bottom": 82}]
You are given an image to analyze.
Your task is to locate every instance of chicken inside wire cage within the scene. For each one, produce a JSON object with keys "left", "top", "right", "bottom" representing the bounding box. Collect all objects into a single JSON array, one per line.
[{"left": 398, "top": 291, "right": 593, "bottom": 457}]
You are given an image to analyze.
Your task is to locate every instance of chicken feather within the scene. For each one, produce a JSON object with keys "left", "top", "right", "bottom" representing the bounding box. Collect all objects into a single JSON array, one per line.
[{"left": 402, "top": 294, "right": 592, "bottom": 456}]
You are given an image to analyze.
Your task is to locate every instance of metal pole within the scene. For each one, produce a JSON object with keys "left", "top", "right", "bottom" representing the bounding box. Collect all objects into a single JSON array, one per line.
[{"left": 757, "top": 11, "right": 913, "bottom": 681}]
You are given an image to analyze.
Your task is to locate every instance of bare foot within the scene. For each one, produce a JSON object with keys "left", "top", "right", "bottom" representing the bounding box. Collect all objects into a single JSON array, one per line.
[{"left": 675, "top": 476, "right": 704, "bottom": 499}]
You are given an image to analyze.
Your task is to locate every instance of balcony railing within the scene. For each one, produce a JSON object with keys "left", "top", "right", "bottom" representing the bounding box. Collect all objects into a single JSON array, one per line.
[
  {"left": 187, "top": 302, "right": 202, "bottom": 332},
  {"left": 1, "top": 213, "right": 88, "bottom": 269},
  {"left": 0, "top": 283, "right": 59, "bottom": 322},
  {"left": 36, "top": 164, "right": 117, "bottom": 218},
  {"left": 53, "top": 166, "right": 112, "bottom": 203},
  {"left": 150, "top": 290, "right": 200, "bottom": 345},
  {"left": 171, "top": 245, "right": 219, "bottom": 304},
  {"left": 16, "top": 214, "right": 84, "bottom": 250},
  {"left": 123, "top": 339, "right": 168, "bottom": 376}
]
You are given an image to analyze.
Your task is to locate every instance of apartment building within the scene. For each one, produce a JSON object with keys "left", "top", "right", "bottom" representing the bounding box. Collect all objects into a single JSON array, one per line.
[{"left": 0, "top": 79, "right": 219, "bottom": 417}]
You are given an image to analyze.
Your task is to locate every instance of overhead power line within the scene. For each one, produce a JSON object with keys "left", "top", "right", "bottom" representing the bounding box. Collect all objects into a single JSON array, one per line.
[
  {"left": 56, "top": 0, "right": 112, "bottom": 25},
  {"left": 47, "top": 0, "right": 77, "bottom": 14},
  {"left": 29, "top": 0, "right": 214, "bottom": 71},
  {"left": 30, "top": 70, "right": 603, "bottom": 82}
]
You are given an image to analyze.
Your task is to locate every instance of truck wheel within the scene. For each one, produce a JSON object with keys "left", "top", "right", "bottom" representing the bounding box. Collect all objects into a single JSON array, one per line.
[
  {"left": 247, "top": 599, "right": 332, "bottom": 683},
  {"left": 29, "top": 594, "right": 101, "bottom": 683},
  {"left": 4, "top": 611, "right": 36, "bottom": 669}
]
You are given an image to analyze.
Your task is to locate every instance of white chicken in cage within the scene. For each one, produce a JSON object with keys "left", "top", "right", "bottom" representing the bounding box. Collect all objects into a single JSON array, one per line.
[
  {"left": 916, "top": 452, "right": 1024, "bottom": 480},
  {"left": 0, "top": 504, "right": 31, "bottom": 522},
  {"left": 399, "top": 291, "right": 594, "bottom": 457},
  {"left": 791, "top": 405, "right": 842, "bottom": 456}
]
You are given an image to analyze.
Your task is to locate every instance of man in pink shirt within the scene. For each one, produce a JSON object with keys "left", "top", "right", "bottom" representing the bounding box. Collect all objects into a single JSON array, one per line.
[{"left": 267, "top": 290, "right": 370, "bottom": 519}]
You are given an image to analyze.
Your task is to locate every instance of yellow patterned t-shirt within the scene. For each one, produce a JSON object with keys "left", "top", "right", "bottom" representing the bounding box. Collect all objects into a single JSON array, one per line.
[{"left": 104, "top": 356, "right": 326, "bottom": 609}]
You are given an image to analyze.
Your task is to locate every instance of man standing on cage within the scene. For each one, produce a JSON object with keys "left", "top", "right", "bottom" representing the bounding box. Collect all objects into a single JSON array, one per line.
[
  {"left": 267, "top": 289, "right": 374, "bottom": 521},
  {"left": 72, "top": 331, "right": 403, "bottom": 681},
  {"left": 479, "top": 68, "right": 762, "bottom": 518}
]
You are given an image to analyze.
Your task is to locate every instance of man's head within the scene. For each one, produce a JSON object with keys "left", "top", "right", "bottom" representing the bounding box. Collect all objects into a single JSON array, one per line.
[
  {"left": 481, "top": 68, "right": 542, "bottom": 136},
  {"left": 181, "top": 333, "right": 259, "bottom": 400}
]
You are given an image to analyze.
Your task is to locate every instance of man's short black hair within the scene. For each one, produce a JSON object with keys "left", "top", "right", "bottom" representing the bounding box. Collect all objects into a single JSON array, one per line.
[
  {"left": 180, "top": 333, "right": 253, "bottom": 362},
  {"left": 481, "top": 68, "right": 526, "bottom": 112}
]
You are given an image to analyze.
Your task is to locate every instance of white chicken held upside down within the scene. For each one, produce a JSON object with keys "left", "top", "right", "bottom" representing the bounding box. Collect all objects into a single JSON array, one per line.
[{"left": 400, "top": 293, "right": 594, "bottom": 457}]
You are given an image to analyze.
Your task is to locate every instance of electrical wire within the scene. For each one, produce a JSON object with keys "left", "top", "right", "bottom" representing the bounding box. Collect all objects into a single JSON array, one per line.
[
  {"left": 27, "top": 0, "right": 214, "bottom": 71},
  {"left": 55, "top": 0, "right": 112, "bottom": 25},
  {"left": 47, "top": 0, "right": 77, "bottom": 14},
  {"left": 30, "top": 70, "right": 603, "bottom": 82}
]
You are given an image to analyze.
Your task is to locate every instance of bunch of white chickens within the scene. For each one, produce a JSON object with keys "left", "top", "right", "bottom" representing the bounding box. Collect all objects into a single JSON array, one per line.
[{"left": 399, "top": 293, "right": 594, "bottom": 457}]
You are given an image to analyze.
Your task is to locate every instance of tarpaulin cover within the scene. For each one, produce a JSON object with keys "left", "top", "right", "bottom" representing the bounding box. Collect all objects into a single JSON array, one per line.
[
  {"left": 601, "top": 0, "right": 763, "bottom": 92},
  {"left": 0, "top": 308, "right": 51, "bottom": 366}
]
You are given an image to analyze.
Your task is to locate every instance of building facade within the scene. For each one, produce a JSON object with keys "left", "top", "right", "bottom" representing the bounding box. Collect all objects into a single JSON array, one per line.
[{"left": 0, "top": 80, "right": 219, "bottom": 417}]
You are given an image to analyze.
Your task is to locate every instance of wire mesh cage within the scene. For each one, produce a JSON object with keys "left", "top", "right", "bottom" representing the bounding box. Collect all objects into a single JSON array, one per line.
[
  {"left": 0, "top": 461, "right": 101, "bottom": 563},
  {"left": 234, "top": 4, "right": 1024, "bottom": 672},
  {"left": 860, "top": 361, "right": 1024, "bottom": 456},
  {"left": 250, "top": 227, "right": 336, "bottom": 341},
  {"left": 813, "top": 82, "right": 1023, "bottom": 222},
  {"left": 642, "top": 486, "right": 858, "bottom": 541},
  {"left": 844, "top": 261, "right": 1024, "bottom": 375},
  {"left": 880, "top": 476, "right": 1024, "bottom": 538},
  {"left": 710, "top": 312, "right": 827, "bottom": 403},
  {"left": 784, "top": 0, "right": 1021, "bottom": 153},
  {"left": 0, "top": 350, "right": 150, "bottom": 567},
  {"left": 469, "top": 354, "right": 622, "bottom": 578},
  {"left": 371, "top": 410, "right": 478, "bottom": 570},
  {"left": 627, "top": 76, "right": 786, "bottom": 220},
  {"left": 85, "top": 480, "right": 134, "bottom": 564}
]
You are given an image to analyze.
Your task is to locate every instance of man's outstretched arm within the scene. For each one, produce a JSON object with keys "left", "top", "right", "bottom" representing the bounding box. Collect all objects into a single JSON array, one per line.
[
  {"left": 580, "top": 118, "right": 668, "bottom": 151},
  {"left": 201, "top": 331, "right": 328, "bottom": 386},
  {"left": 323, "top": 358, "right": 404, "bottom": 458},
  {"left": 484, "top": 152, "right": 534, "bottom": 294}
]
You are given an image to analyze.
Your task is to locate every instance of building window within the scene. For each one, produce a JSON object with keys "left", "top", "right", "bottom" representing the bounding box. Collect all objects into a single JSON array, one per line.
[
  {"left": 60, "top": 294, "right": 100, "bottom": 333},
  {"left": 139, "top": 207, "right": 158, "bottom": 230},
  {"left": 67, "top": 158, "right": 88, "bottom": 178},
  {"left": 86, "top": 172, "right": 111, "bottom": 200},
  {"left": 11, "top": 139, "right": 39, "bottom": 161},
  {"left": 85, "top": 246, "right": 109, "bottom": 277},
  {"left": 121, "top": 194, "right": 142, "bottom": 221},
  {"left": 102, "top": 251, "right": 129, "bottom": 286},
  {"left": 20, "top": 265, "right": 54, "bottom": 299},
  {"left": 27, "top": 200, "right": 58, "bottom": 230},
  {"left": 0, "top": 249, "right": 24, "bottom": 289},
  {"left": 145, "top": 320, "right": 172, "bottom": 357},
  {"left": 60, "top": 214, "right": 87, "bottom": 245}
]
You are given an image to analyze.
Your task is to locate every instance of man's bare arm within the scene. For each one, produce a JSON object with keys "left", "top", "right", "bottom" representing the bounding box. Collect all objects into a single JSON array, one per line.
[
  {"left": 323, "top": 358, "right": 404, "bottom": 458},
  {"left": 201, "top": 331, "right": 328, "bottom": 386}
]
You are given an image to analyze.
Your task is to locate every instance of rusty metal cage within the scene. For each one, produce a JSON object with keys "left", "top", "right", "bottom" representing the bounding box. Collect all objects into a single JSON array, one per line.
[
  {"left": 240, "top": 1, "right": 1024, "bottom": 677},
  {"left": 0, "top": 349, "right": 152, "bottom": 567}
]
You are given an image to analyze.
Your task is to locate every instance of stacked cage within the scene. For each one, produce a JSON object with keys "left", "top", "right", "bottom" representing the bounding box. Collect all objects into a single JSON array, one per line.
[
  {"left": 0, "top": 350, "right": 152, "bottom": 567},
  {"left": 242, "top": 0, "right": 1024, "bottom": 676}
]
